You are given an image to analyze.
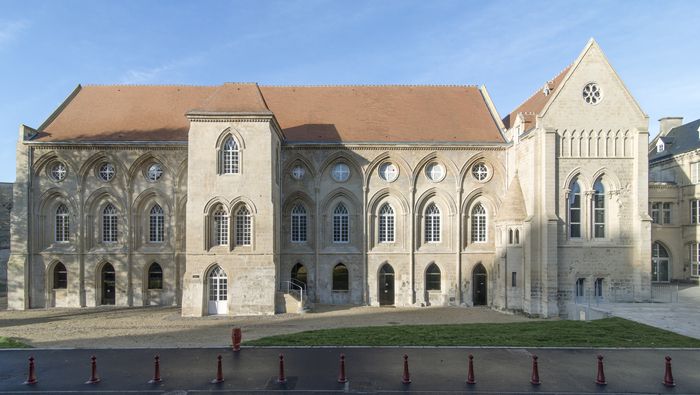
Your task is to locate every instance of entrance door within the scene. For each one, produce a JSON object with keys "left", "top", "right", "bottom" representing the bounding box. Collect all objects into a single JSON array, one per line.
[
  {"left": 378, "top": 264, "right": 395, "bottom": 306},
  {"left": 207, "top": 266, "right": 228, "bottom": 315},
  {"left": 651, "top": 242, "right": 670, "bottom": 282},
  {"left": 472, "top": 264, "right": 487, "bottom": 306},
  {"left": 101, "top": 263, "right": 115, "bottom": 305}
]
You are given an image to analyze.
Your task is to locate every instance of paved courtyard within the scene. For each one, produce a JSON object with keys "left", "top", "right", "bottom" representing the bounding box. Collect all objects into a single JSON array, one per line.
[{"left": 0, "top": 305, "right": 532, "bottom": 348}]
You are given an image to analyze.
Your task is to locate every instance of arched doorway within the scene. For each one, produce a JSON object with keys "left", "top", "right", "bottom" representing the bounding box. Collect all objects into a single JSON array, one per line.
[
  {"left": 378, "top": 263, "right": 395, "bottom": 306},
  {"left": 207, "top": 265, "right": 228, "bottom": 315},
  {"left": 651, "top": 242, "right": 670, "bottom": 282},
  {"left": 101, "top": 263, "right": 115, "bottom": 305},
  {"left": 291, "top": 263, "right": 307, "bottom": 290},
  {"left": 472, "top": 264, "right": 487, "bottom": 306}
]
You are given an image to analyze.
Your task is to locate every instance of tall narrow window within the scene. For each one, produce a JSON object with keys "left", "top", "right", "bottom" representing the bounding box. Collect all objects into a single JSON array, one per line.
[
  {"left": 332, "top": 263, "right": 349, "bottom": 291},
  {"left": 425, "top": 203, "right": 441, "bottom": 243},
  {"left": 213, "top": 206, "right": 228, "bottom": 246},
  {"left": 55, "top": 204, "right": 70, "bottom": 242},
  {"left": 569, "top": 180, "right": 582, "bottom": 238},
  {"left": 378, "top": 204, "right": 395, "bottom": 243},
  {"left": 148, "top": 263, "right": 163, "bottom": 289},
  {"left": 471, "top": 203, "right": 487, "bottom": 243},
  {"left": 53, "top": 262, "right": 67, "bottom": 289},
  {"left": 426, "top": 263, "right": 441, "bottom": 291},
  {"left": 235, "top": 206, "right": 251, "bottom": 246},
  {"left": 594, "top": 278, "right": 604, "bottom": 298},
  {"left": 651, "top": 202, "right": 661, "bottom": 224},
  {"left": 291, "top": 204, "right": 307, "bottom": 243},
  {"left": 222, "top": 137, "right": 239, "bottom": 174},
  {"left": 149, "top": 204, "right": 164, "bottom": 243},
  {"left": 692, "top": 162, "right": 700, "bottom": 184},
  {"left": 652, "top": 242, "right": 670, "bottom": 282},
  {"left": 692, "top": 200, "right": 700, "bottom": 224},
  {"left": 691, "top": 243, "right": 700, "bottom": 278},
  {"left": 575, "top": 278, "right": 585, "bottom": 300},
  {"left": 333, "top": 203, "right": 349, "bottom": 243},
  {"left": 662, "top": 203, "right": 672, "bottom": 224},
  {"left": 593, "top": 178, "right": 605, "bottom": 238},
  {"left": 102, "top": 203, "right": 118, "bottom": 243}
]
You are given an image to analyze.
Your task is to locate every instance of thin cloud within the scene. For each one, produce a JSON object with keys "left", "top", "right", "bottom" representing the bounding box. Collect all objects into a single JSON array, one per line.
[
  {"left": 119, "top": 55, "right": 204, "bottom": 84},
  {"left": 0, "top": 19, "right": 29, "bottom": 48}
]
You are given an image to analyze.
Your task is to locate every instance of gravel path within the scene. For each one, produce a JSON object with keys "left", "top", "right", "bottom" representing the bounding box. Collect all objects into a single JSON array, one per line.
[{"left": 0, "top": 305, "right": 534, "bottom": 348}]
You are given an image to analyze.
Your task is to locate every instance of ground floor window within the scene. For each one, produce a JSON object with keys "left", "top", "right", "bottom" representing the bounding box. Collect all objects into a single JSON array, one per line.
[
  {"left": 594, "top": 278, "right": 603, "bottom": 299},
  {"left": 652, "top": 242, "right": 670, "bottom": 282},
  {"left": 426, "top": 263, "right": 441, "bottom": 291},
  {"left": 53, "top": 262, "right": 67, "bottom": 289},
  {"left": 575, "top": 278, "right": 585, "bottom": 300},
  {"left": 148, "top": 263, "right": 163, "bottom": 289},
  {"left": 332, "top": 263, "right": 348, "bottom": 291},
  {"left": 691, "top": 243, "right": 700, "bottom": 277}
]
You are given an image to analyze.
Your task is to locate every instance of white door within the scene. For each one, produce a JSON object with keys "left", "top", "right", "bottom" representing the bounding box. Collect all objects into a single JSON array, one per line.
[{"left": 207, "top": 266, "right": 228, "bottom": 315}]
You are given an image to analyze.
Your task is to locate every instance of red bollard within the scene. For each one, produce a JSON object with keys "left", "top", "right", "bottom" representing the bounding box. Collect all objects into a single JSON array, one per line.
[
  {"left": 530, "top": 355, "right": 541, "bottom": 385},
  {"left": 23, "top": 356, "right": 37, "bottom": 385},
  {"left": 595, "top": 355, "right": 606, "bottom": 385},
  {"left": 277, "top": 354, "right": 287, "bottom": 384},
  {"left": 85, "top": 355, "right": 100, "bottom": 384},
  {"left": 466, "top": 354, "right": 476, "bottom": 385},
  {"left": 338, "top": 353, "right": 348, "bottom": 383},
  {"left": 148, "top": 355, "right": 162, "bottom": 384},
  {"left": 211, "top": 355, "right": 224, "bottom": 384},
  {"left": 401, "top": 354, "right": 411, "bottom": 384},
  {"left": 232, "top": 328, "right": 242, "bottom": 352},
  {"left": 663, "top": 356, "right": 675, "bottom": 387}
]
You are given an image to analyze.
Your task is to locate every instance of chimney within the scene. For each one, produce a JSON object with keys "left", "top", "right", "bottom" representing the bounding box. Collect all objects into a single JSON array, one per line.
[{"left": 658, "top": 117, "right": 683, "bottom": 137}]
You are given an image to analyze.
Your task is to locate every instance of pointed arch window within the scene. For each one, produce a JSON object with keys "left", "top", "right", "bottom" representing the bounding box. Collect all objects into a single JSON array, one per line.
[
  {"left": 149, "top": 204, "right": 165, "bottom": 243},
  {"left": 55, "top": 204, "right": 70, "bottom": 243},
  {"left": 426, "top": 263, "right": 441, "bottom": 291},
  {"left": 213, "top": 206, "right": 229, "bottom": 246},
  {"left": 471, "top": 203, "right": 487, "bottom": 243},
  {"left": 593, "top": 178, "right": 605, "bottom": 238},
  {"left": 333, "top": 203, "right": 349, "bottom": 243},
  {"left": 235, "top": 206, "right": 251, "bottom": 246},
  {"left": 147, "top": 262, "right": 163, "bottom": 289},
  {"left": 53, "top": 262, "right": 67, "bottom": 289},
  {"left": 291, "top": 204, "right": 307, "bottom": 243},
  {"left": 378, "top": 204, "right": 395, "bottom": 243},
  {"left": 102, "top": 203, "right": 118, "bottom": 243},
  {"left": 221, "top": 137, "right": 240, "bottom": 174},
  {"left": 568, "top": 179, "right": 582, "bottom": 238},
  {"left": 425, "top": 203, "right": 441, "bottom": 243},
  {"left": 332, "top": 263, "right": 349, "bottom": 291}
]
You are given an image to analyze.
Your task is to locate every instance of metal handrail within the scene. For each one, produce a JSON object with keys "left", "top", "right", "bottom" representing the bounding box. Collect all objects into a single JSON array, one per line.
[{"left": 280, "top": 280, "right": 305, "bottom": 308}]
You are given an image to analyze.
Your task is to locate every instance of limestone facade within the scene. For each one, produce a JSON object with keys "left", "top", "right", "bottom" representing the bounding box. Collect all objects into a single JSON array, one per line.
[{"left": 7, "top": 39, "right": 652, "bottom": 317}]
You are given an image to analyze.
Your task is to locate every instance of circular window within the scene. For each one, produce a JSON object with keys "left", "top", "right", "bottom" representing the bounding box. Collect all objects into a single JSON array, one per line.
[
  {"left": 146, "top": 163, "right": 163, "bottom": 182},
  {"left": 582, "top": 82, "right": 602, "bottom": 105},
  {"left": 472, "top": 162, "right": 489, "bottom": 181},
  {"left": 378, "top": 162, "right": 398, "bottom": 182},
  {"left": 98, "top": 163, "right": 115, "bottom": 182},
  {"left": 425, "top": 162, "right": 445, "bottom": 182},
  {"left": 291, "top": 165, "right": 305, "bottom": 180},
  {"left": 332, "top": 163, "right": 350, "bottom": 182},
  {"left": 50, "top": 162, "right": 67, "bottom": 181}
]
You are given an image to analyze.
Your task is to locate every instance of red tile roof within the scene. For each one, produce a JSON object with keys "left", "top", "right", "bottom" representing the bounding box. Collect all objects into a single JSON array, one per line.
[{"left": 35, "top": 84, "right": 505, "bottom": 143}]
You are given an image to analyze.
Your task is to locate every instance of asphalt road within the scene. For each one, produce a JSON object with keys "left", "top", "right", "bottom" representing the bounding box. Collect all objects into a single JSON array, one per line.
[{"left": 1, "top": 347, "right": 698, "bottom": 393}]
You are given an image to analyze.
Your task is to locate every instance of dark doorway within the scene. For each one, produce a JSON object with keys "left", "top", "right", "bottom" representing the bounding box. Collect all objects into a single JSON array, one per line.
[
  {"left": 472, "top": 263, "right": 487, "bottom": 306},
  {"left": 378, "top": 264, "right": 395, "bottom": 306},
  {"left": 101, "top": 263, "right": 116, "bottom": 305},
  {"left": 291, "top": 263, "right": 307, "bottom": 290}
]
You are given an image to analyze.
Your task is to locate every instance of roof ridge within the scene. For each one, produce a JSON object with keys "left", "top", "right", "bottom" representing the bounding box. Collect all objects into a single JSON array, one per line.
[
  {"left": 82, "top": 83, "right": 219, "bottom": 87},
  {"left": 259, "top": 84, "right": 480, "bottom": 88}
]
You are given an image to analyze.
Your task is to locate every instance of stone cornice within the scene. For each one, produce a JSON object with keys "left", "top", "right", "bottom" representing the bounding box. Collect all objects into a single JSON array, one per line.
[
  {"left": 29, "top": 143, "right": 187, "bottom": 151},
  {"left": 283, "top": 142, "right": 510, "bottom": 151}
]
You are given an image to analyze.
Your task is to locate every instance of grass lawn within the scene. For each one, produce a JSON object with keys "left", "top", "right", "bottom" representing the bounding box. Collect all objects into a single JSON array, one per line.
[
  {"left": 0, "top": 336, "right": 30, "bottom": 348},
  {"left": 247, "top": 318, "right": 700, "bottom": 348}
]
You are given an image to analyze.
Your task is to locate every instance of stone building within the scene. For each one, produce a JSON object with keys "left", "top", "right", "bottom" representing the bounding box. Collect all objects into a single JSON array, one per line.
[
  {"left": 649, "top": 118, "right": 700, "bottom": 282},
  {"left": 6, "top": 39, "right": 652, "bottom": 317}
]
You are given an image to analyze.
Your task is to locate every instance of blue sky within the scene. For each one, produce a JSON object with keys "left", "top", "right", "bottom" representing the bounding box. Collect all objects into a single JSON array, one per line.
[{"left": 0, "top": 0, "right": 698, "bottom": 182}]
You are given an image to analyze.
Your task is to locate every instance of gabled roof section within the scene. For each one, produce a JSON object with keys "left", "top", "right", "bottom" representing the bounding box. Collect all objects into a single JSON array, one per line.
[
  {"left": 502, "top": 65, "right": 571, "bottom": 130},
  {"left": 260, "top": 85, "right": 505, "bottom": 143},
  {"left": 494, "top": 174, "right": 527, "bottom": 222},
  {"left": 649, "top": 119, "right": 700, "bottom": 162}
]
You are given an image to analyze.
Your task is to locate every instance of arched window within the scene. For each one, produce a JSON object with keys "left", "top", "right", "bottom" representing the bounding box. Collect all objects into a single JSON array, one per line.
[
  {"left": 291, "top": 204, "right": 307, "bottom": 243},
  {"left": 221, "top": 137, "right": 239, "bottom": 174},
  {"left": 149, "top": 204, "right": 164, "bottom": 243},
  {"left": 55, "top": 204, "right": 70, "bottom": 243},
  {"left": 426, "top": 263, "right": 441, "bottom": 291},
  {"left": 291, "top": 263, "right": 307, "bottom": 289},
  {"left": 333, "top": 203, "right": 349, "bottom": 243},
  {"left": 593, "top": 178, "right": 605, "bottom": 238},
  {"left": 213, "top": 206, "right": 228, "bottom": 246},
  {"left": 378, "top": 203, "right": 395, "bottom": 243},
  {"left": 508, "top": 229, "right": 513, "bottom": 244},
  {"left": 235, "top": 206, "right": 251, "bottom": 246},
  {"left": 515, "top": 229, "right": 520, "bottom": 244},
  {"left": 652, "top": 242, "right": 670, "bottom": 282},
  {"left": 425, "top": 203, "right": 441, "bottom": 243},
  {"left": 53, "top": 262, "right": 67, "bottom": 289},
  {"left": 147, "top": 262, "right": 163, "bottom": 289},
  {"left": 471, "top": 203, "right": 487, "bottom": 243},
  {"left": 102, "top": 203, "right": 118, "bottom": 243},
  {"left": 568, "top": 179, "right": 582, "bottom": 238},
  {"left": 332, "top": 263, "right": 349, "bottom": 291}
]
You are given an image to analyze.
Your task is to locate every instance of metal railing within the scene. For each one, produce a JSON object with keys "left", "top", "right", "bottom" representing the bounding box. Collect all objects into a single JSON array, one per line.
[
  {"left": 279, "top": 279, "right": 305, "bottom": 309},
  {"left": 574, "top": 282, "right": 679, "bottom": 305}
]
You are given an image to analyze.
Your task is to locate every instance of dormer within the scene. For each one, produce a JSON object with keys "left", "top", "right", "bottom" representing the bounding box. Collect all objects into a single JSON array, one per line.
[{"left": 656, "top": 139, "right": 665, "bottom": 153}]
